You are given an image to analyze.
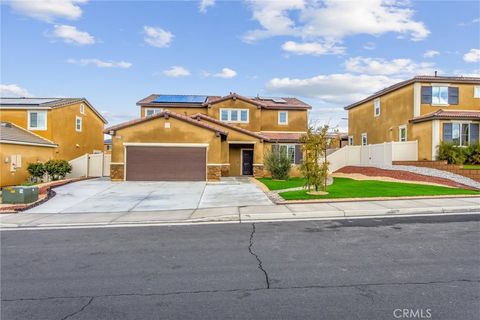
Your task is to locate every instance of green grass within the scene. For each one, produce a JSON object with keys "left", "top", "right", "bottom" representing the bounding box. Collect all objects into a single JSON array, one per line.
[
  {"left": 463, "top": 165, "right": 480, "bottom": 170},
  {"left": 279, "top": 177, "right": 479, "bottom": 200},
  {"left": 257, "top": 177, "right": 307, "bottom": 190}
]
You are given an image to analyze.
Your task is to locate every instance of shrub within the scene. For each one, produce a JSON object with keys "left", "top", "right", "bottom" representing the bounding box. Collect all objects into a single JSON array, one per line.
[
  {"left": 27, "top": 162, "right": 45, "bottom": 183},
  {"left": 264, "top": 148, "right": 292, "bottom": 180},
  {"left": 44, "top": 159, "right": 72, "bottom": 180},
  {"left": 465, "top": 143, "right": 480, "bottom": 165},
  {"left": 299, "top": 125, "right": 330, "bottom": 192},
  {"left": 437, "top": 142, "right": 466, "bottom": 165}
]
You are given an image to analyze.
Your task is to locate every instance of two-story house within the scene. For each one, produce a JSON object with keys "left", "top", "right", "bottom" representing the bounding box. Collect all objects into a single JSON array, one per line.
[
  {"left": 105, "top": 93, "right": 311, "bottom": 181},
  {"left": 345, "top": 76, "right": 480, "bottom": 160},
  {"left": 0, "top": 98, "right": 107, "bottom": 187}
]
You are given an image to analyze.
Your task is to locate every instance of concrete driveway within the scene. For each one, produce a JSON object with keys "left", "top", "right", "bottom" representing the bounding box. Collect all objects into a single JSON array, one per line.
[{"left": 25, "top": 177, "right": 273, "bottom": 214}]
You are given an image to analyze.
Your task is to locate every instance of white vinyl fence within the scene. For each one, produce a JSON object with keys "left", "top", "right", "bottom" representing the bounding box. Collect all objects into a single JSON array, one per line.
[
  {"left": 326, "top": 141, "right": 418, "bottom": 173},
  {"left": 67, "top": 153, "right": 111, "bottom": 179}
]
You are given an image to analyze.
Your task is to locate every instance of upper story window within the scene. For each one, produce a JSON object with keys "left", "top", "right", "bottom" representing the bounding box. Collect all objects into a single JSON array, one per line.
[
  {"left": 374, "top": 98, "right": 380, "bottom": 117},
  {"left": 278, "top": 111, "right": 288, "bottom": 125},
  {"left": 145, "top": 108, "right": 162, "bottom": 117},
  {"left": 220, "top": 108, "right": 249, "bottom": 123},
  {"left": 361, "top": 133, "right": 367, "bottom": 146},
  {"left": 80, "top": 103, "right": 85, "bottom": 114},
  {"left": 75, "top": 116, "right": 82, "bottom": 132},
  {"left": 421, "top": 86, "right": 459, "bottom": 105},
  {"left": 28, "top": 110, "right": 47, "bottom": 131},
  {"left": 474, "top": 86, "right": 480, "bottom": 98},
  {"left": 443, "top": 122, "right": 479, "bottom": 146}
]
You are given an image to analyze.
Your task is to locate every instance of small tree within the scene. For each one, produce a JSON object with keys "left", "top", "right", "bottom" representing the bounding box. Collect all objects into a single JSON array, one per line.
[
  {"left": 27, "top": 162, "right": 45, "bottom": 183},
  {"left": 299, "top": 125, "right": 330, "bottom": 192},
  {"left": 44, "top": 160, "right": 72, "bottom": 180},
  {"left": 264, "top": 145, "right": 292, "bottom": 180},
  {"left": 437, "top": 142, "right": 466, "bottom": 164}
]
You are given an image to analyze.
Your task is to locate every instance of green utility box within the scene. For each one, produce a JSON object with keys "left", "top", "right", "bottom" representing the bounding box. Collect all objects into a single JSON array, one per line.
[{"left": 2, "top": 186, "right": 39, "bottom": 204}]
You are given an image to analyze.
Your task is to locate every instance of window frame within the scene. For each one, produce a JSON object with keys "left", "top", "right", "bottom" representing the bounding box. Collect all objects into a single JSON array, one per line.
[
  {"left": 278, "top": 111, "right": 288, "bottom": 125},
  {"left": 276, "top": 144, "right": 296, "bottom": 164},
  {"left": 219, "top": 108, "right": 249, "bottom": 123},
  {"left": 361, "top": 133, "right": 368, "bottom": 146},
  {"left": 443, "top": 122, "right": 479, "bottom": 146},
  {"left": 27, "top": 110, "right": 47, "bottom": 131},
  {"left": 144, "top": 108, "right": 162, "bottom": 117},
  {"left": 432, "top": 86, "right": 449, "bottom": 106},
  {"left": 474, "top": 86, "right": 480, "bottom": 98},
  {"left": 75, "top": 116, "right": 82, "bottom": 132},
  {"left": 374, "top": 98, "right": 380, "bottom": 117},
  {"left": 399, "top": 125, "right": 407, "bottom": 142},
  {"left": 348, "top": 136, "right": 354, "bottom": 146}
]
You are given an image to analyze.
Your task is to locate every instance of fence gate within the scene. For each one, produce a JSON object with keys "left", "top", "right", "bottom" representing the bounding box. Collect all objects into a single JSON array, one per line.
[{"left": 67, "top": 153, "right": 111, "bottom": 179}]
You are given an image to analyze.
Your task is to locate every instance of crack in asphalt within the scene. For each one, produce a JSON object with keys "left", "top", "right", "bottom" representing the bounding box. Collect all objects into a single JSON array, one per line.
[
  {"left": 248, "top": 223, "right": 270, "bottom": 289},
  {"left": 2, "top": 279, "right": 478, "bottom": 303},
  {"left": 60, "top": 296, "right": 94, "bottom": 320}
]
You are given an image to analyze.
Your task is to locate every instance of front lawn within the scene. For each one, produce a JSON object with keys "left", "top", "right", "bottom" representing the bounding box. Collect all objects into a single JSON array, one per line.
[
  {"left": 279, "top": 177, "right": 479, "bottom": 200},
  {"left": 463, "top": 165, "right": 480, "bottom": 170},
  {"left": 257, "top": 177, "right": 307, "bottom": 191}
]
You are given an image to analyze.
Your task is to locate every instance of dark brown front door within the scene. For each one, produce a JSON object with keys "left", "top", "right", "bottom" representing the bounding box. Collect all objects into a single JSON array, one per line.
[
  {"left": 242, "top": 149, "right": 253, "bottom": 175},
  {"left": 126, "top": 146, "right": 206, "bottom": 181}
]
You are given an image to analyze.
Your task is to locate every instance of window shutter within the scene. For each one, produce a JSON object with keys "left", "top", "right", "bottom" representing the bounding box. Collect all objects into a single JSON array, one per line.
[
  {"left": 443, "top": 123, "right": 453, "bottom": 142},
  {"left": 271, "top": 144, "right": 279, "bottom": 154},
  {"left": 294, "top": 144, "right": 303, "bottom": 164},
  {"left": 421, "top": 86, "right": 432, "bottom": 104},
  {"left": 470, "top": 124, "right": 479, "bottom": 144},
  {"left": 448, "top": 87, "right": 459, "bottom": 104}
]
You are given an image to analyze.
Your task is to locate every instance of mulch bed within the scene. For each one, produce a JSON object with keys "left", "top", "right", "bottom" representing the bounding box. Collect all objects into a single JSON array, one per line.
[{"left": 336, "top": 166, "right": 477, "bottom": 190}]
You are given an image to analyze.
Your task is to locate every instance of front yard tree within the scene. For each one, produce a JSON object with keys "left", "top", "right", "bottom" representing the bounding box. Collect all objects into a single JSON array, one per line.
[{"left": 299, "top": 125, "right": 330, "bottom": 193}]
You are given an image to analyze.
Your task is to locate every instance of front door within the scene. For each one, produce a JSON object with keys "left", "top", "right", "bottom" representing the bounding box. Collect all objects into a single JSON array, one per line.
[{"left": 242, "top": 149, "right": 253, "bottom": 175}]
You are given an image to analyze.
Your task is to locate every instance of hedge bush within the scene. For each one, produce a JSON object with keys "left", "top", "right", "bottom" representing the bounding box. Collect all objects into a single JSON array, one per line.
[
  {"left": 438, "top": 142, "right": 480, "bottom": 165},
  {"left": 44, "top": 160, "right": 72, "bottom": 181},
  {"left": 264, "top": 149, "right": 292, "bottom": 180},
  {"left": 27, "top": 162, "right": 45, "bottom": 183}
]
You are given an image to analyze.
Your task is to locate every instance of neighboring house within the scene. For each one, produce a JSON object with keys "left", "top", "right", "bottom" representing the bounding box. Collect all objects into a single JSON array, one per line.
[
  {"left": 105, "top": 93, "right": 311, "bottom": 181},
  {"left": 104, "top": 138, "right": 112, "bottom": 154},
  {"left": 0, "top": 98, "right": 107, "bottom": 161},
  {"left": 0, "top": 122, "right": 57, "bottom": 187},
  {"left": 345, "top": 76, "right": 480, "bottom": 160}
]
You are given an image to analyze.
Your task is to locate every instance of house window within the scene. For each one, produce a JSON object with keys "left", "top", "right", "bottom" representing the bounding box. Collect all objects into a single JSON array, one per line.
[
  {"left": 443, "top": 123, "right": 479, "bottom": 146},
  {"left": 432, "top": 86, "right": 449, "bottom": 105},
  {"left": 28, "top": 110, "right": 47, "bottom": 130},
  {"left": 399, "top": 125, "right": 407, "bottom": 142},
  {"left": 374, "top": 98, "right": 380, "bottom": 117},
  {"left": 80, "top": 103, "right": 85, "bottom": 114},
  {"left": 219, "top": 109, "right": 249, "bottom": 123},
  {"left": 278, "top": 111, "right": 288, "bottom": 125},
  {"left": 75, "top": 116, "right": 82, "bottom": 132},
  {"left": 273, "top": 144, "right": 295, "bottom": 163},
  {"left": 474, "top": 86, "right": 480, "bottom": 98},
  {"left": 145, "top": 108, "right": 162, "bottom": 117},
  {"left": 361, "top": 133, "right": 367, "bottom": 146},
  {"left": 348, "top": 136, "right": 353, "bottom": 145},
  {"left": 106, "top": 145, "right": 112, "bottom": 151}
]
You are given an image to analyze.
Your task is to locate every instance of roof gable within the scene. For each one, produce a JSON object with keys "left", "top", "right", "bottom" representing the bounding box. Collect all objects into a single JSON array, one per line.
[{"left": 0, "top": 122, "right": 57, "bottom": 147}]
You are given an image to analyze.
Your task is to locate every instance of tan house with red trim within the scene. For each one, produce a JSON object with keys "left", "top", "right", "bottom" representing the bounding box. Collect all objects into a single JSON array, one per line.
[
  {"left": 105, "top": 93, "right": 311, "bottom": 181},
  {"left": 345, "top": 76, "right": 480, "bottom": 160}
]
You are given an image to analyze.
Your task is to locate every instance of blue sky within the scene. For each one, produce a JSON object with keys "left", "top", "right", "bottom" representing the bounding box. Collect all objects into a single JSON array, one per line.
[{"left": 1, "top": 0, "right": 479, "bottom": 129}]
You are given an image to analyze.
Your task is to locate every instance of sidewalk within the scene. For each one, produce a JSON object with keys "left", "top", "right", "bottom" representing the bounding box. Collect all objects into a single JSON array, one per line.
[{"left": 1, "top": 197, "right": 479, "bottom": 229}]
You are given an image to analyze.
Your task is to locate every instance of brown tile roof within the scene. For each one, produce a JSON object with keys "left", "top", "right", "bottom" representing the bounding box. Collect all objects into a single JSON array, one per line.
[
  {"left": 0, "top": 97, "right": 107, "bottom": 123},
  {"left": 260, "top": 132, "right": 305, "bottom": 143},
  {"left": 190, "top": 113, "right": 269, "bottom": 141},
  {"left": 410, "top": 109, "right": 480, "bottom": 123},
  {"left": 137, "top": 93, "right": 312, "bottom": 110},
  {"left": 344, "top": 75, "right": 480, "bottom": 110},
  {"left": 104, "top": 110, "right": 228, "bottom": 136},
  {"left": 0, "top": 122, "right": 57, "bottom": 147}
]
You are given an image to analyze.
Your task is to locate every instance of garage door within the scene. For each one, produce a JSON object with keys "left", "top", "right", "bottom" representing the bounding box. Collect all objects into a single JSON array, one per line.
[{"left": 126, "top": 146, "right": 206, "bottom": 181}]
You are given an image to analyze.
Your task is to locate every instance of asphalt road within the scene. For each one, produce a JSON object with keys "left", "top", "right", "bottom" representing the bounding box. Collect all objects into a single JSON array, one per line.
[{"left": 1, "top": 214, "right": 479, "bottom": 320}]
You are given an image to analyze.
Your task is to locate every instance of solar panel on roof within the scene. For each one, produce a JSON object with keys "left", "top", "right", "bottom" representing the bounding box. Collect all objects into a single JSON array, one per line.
[
  {"left": 272, "top": 98, "right": 287, "bottom": 103},
  {"left": 0, "top": 98, "right": 60, "bottom": 105},
  {"left": 153, "top": 95, "right": 207, "bottom": 104}
]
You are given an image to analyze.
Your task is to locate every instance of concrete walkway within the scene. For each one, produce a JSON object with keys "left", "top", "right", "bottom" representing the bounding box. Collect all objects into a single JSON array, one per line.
[{"left": 1, "top": 197, "right": 479, "bottom": 229}]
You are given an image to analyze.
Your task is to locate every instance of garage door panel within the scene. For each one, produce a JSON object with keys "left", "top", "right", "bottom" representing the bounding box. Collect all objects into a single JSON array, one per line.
[{"left": 126, "top": 146, "right": 206, "bottom": 181}]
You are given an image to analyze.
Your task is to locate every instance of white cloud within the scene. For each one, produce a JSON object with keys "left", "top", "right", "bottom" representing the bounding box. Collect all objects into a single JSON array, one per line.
[
  {"left": 213, "top": 68, "right": 237, "bottom": 78},
  {"left": 143, "top": 26, "right": 173, "bottom": 48},
  {"left": 344, "top": 56, "right": 437, "bottom": 76},
  {"left": 163, "top": 66, "right": 191, "bottom": 77},
  {"left": 8, "top": 0, "right": 87, "bottom": 22},
  {"left": 52, "top": 24, "right": 95, "bottom": 45},
  {"left": 458, "top": 17, "right": 480, "bottom": 27},
  {"left": 244, "top": 0, "right": 429, "bottom": 43},
  {"left": 363, "top": 42, "right": 376, "bottom": 50},
  {"left": 199, "top": 0, "right": 215, "bottom": 13},
  {"left": 423, "top": 50, "right": 439, "bottom": 58},
  {"left": 266, "top": 73, "right": 403, "bottom": 104},
  {"left": 67, "top": 58, "right": 132, "bottom": 68},
  {"left": 282, "top": 40, "right": 345, "bottom": 56},
  {"left": 463, "top": 49, "right": 480, "bottom": 63},
  {"left": 0, "top": 84, "right": 33, "bottom": 97}
]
